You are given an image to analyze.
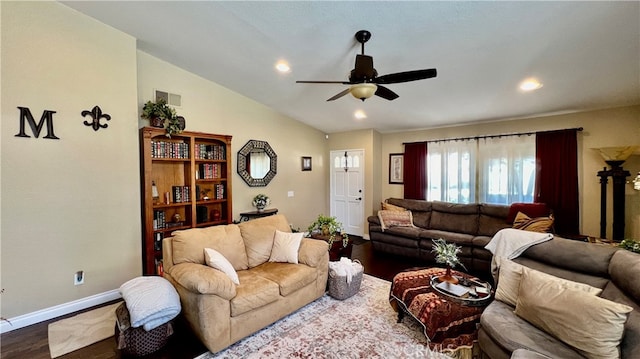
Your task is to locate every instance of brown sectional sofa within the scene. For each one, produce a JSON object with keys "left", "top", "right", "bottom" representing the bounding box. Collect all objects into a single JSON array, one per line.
[
  {"left": 367, "top": 198, "right": 512, "bottom": 275},
  {"left": 479, "top": 237, "right": 640, "bottom": 358}
]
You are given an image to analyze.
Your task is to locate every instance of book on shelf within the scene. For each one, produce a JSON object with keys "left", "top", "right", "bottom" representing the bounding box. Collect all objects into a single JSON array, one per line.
[
  {"left": 195, "top": 143, "right": 226, "bottom": 160},
  {"left": 151, "top": 140, "right": 189, "bottom": 159},
  {"left": 153, "top": 210, "right": 166, "bottom": 230},
  {"left": 197, "top": 163, "right": 221, "bottom": 179},
  {"left": 172, "top": 185, "right": 191, "bottom": 203},
  {"left": 155, "top": 258, "right": 164, "bottom": 276}
]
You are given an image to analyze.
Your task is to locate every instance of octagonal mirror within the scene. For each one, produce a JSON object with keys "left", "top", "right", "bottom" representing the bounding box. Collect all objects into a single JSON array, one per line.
[{"left": 237, "top": 140, "right": 277, "bottom": 187}]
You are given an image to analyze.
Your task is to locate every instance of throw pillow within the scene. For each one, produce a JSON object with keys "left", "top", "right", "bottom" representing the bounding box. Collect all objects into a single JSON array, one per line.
[
  {"left": 515, "top": 269, "right": 633, "bottom": 359},
  {"left": 381, "top": 201, "right": 407, "bottom": 211},
  {"left": 495, "top": 259, "right": 602, "bottom": 307},
  {"left": 512, "top": 211, "right": 554, "bottom": 233},
  {"left": 204, "top": 248, "right": 240, "bottom": 285},
  {"left": 377, "top": 210, "right": 415, "bottom": 231},
  {"left": 506, "top": 203, "right": 549, "bottom": 224},
  {"left": 269, "top": 230, "right": 304, "bottom": 264}
]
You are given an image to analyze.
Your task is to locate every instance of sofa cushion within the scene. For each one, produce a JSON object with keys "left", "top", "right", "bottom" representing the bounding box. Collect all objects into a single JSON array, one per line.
[
  {"left": 387, "top": 198, "right": 432, "bottom": 212},
  {"left": 269, "top": 230, "right": 303, "bottom": 264},
  {"left": 238, "top": 214, "right": 291, "bottom": 268},
  {"left": 378, "top": 210, "right": 415, "bottom": 230},
  {"left": 515, "top": 268, "right": 633, "bottom": 359},
  {"left": 204, "top": 248, "right": 240, "bottom": 285},
  {"left": 495, "top": 259, "right": 602, "bottom": 307},
  {"left": 171, "top": 225, "right": 249, "bottom": 270},
  {"left": 249, "top": 262, "right": 317, "bottom": 297},
  {"left": 512, "top": 212, "right": 554, "bottom": 233},
  {"left": 600, "top": 281, "right": 640, "bottom": 359},
  {"left": 430, "top": 202, "right": 479, "bottom": 235},
  {"left": 480, "top": 300, "right": 585, "bottom": 359},
  {"left": 231, "top": 272, "right": 280, "bottom": 317},
  {"left": 478, "top": 203, "right": 511, "bottom": 236},
  {"left": 419, "top": 229, "right": 475, "bottom": 246}
]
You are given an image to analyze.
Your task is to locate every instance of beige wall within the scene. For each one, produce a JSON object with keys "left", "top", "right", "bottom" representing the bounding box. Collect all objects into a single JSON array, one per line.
[
  {"left": 136, "top": 52, "right": 328, "bottom": 231},
  {"left": 1, "top": 2, "right": 328, "bottom": 322},
  {"left": 1, "top": 2, "right": 140, "bottom": 318},
  {"left": 380, "top": 106, "right": 640, "bottom": 239}
]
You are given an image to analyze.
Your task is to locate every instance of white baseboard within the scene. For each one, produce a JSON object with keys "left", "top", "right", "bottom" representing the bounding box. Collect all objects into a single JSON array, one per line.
[
  {"left": 363, "top": 234, "right": 370, "bottom": 240},
  {"left": 0, "top": 289, "right": 121, "bottom": 334}
]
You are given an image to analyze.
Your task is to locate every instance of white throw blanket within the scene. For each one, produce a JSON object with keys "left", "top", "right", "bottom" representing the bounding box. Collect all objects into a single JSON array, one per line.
[
  {"left": 485, "top": 228, "right": 553, "bottom": 277},
  {"left": 119, "top": 276, "right": 181, "bottom": 331},
  {"left": 329, "top": 257, "right": 363, "bottom": 284}
]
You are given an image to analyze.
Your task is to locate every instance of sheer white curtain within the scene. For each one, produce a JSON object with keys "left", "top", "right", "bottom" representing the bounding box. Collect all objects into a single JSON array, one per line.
[
  {"left": 477, "top": 135, "right": 535, "bottom": 205},
  {"left": 427, "top": 140, "right": 476, "bottom": 203},
  {"left": 427, "top": 135, "right": 535, "bottom": 204}
]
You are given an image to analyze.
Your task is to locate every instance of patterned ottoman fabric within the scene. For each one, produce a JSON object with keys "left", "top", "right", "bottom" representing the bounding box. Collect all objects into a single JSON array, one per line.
[{"left": 390, "top": 267, "right": 489, "bottom": 351}]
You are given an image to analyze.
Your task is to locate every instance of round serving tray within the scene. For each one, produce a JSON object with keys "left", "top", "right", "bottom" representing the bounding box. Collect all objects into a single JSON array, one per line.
[{"left": 430, "top": 275, "right": 493, "bottom": 307}]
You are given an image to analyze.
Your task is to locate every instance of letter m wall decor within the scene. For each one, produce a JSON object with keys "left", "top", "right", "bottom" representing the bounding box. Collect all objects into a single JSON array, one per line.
[{"left": 15, "top": 107, "right": 60, "bottom": 139}]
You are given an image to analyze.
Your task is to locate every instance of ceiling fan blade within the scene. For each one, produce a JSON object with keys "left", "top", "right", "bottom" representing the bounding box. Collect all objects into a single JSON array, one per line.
[
  {"left": 375, "top": 85, "right": 399, "bottom": 101},
  {"left": 296, "top": 80, "right": 350, "bottom": 84},
  {"left": 374, "top": 68, "right": 437, "bottom": 84},
  {"left": 352, "top": 54, "right": 375, "bottom": 80},
  {"left": 326, "top": 88, "right": 351, "bottom": 101}
]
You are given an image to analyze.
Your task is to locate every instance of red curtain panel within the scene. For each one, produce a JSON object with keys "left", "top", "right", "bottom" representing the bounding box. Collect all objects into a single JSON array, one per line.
[
  {"left": 535, "top": 129, "right": 579, "bottom": 235},
  {"left": 403, "top": 142, "right": 427, "bottom": 200}
]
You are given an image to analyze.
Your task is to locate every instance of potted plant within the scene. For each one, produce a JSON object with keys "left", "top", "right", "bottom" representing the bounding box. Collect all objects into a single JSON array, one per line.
[
  {"left": 619, "top": 238, "right": 640, "bottom": 253},
  {"left": 306, "top": 214, "right": 349, "bottom": 248},
  {"left": 141, "top": 99, "right": 182, "bottom": 137},
  {"left": 252, "top": 194, "right": 270, "bottom": 212},
  {"left": 431, "top": 238, "right": 466, "bottom": 284}
]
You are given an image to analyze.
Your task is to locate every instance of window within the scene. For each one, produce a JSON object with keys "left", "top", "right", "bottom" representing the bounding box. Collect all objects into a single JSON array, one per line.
[{"left": 427, "top": 135, "right": 535, "bottom": 205}]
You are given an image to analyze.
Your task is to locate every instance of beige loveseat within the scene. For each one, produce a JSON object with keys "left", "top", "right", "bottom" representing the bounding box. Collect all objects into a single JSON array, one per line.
[{"left": 162, "top": 214, "right": 329, "bottom": 353}]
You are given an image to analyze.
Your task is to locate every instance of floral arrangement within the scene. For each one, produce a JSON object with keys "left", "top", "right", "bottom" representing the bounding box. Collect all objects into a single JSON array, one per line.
[
  {"left": 306, "top": 214, "right": 349, "bottom": 247},
  {"left": 252, "top": 194, "right": 270, "bottom": 209},
  {"left": 619, "top": 238, "right": 640, "bottom": 254},
  {"left": 431, "top": 238, "right": 466, "bottom": 270}
]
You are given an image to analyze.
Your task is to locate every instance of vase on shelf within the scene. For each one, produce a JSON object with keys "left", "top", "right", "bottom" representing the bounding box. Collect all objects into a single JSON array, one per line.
[
  {"left": 256, "top": 205, "right": 265, "bottom": 213},
  {"left": 437, "top": 266, "right": 459, "bottom": 284}
]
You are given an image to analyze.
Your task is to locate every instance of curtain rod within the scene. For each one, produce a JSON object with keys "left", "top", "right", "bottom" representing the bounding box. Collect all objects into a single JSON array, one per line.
[{"left": 402, "top": 127, "right": 583, "bottom": 145}]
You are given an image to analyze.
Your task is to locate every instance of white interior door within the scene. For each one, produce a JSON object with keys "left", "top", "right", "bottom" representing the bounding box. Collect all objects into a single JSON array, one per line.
[{"left": 330, "top": 149, "right": 364, "bottom": 237}]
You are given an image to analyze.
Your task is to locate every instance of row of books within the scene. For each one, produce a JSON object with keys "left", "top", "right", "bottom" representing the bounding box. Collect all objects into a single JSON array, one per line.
[
  {"left": 154, "top": 232, "right": 163, "bottom": 251},
  {"left": 214, "top": 184, "right": 225, "bottom": 200},
  {"left": 151, "top": 140, "right": 189, "bottom": 159},
  {"left": 172, "top": 185, "right": 191, "bottom": 203},
  {"left": 153, "top": 210, "right": 167, "bottom": 230},
  {"left": 195, "top": 143, "right": 225, "bottom": 160},
  {"left": 196, "top": 163, "right": 222, "bottom": 179}
]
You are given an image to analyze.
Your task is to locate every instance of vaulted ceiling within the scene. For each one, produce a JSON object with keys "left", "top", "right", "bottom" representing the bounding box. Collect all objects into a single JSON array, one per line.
[{"left": 62, "top": 1, "right": 640, "bottom": 133}]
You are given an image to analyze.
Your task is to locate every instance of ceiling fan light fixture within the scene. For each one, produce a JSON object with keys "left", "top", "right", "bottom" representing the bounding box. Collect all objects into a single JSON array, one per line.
[{"left": 350, "top": 83, "right": 377, "bottom": 101}]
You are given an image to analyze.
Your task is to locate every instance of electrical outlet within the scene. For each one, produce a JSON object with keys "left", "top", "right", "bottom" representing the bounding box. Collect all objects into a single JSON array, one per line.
[
  {"left": 287, "top": 191, "right": 294, "bottom": 197},
  {"left": 74, "top": 271, "right": 84, "bottom": 286}
]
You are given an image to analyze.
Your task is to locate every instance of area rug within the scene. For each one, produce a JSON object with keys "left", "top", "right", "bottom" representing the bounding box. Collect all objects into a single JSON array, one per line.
[
  {"left": 195, "top": 275, "right": 459, "bottom": 359},
  {"left": 48, "top": 301, "right": 122, "bottom": 358}
]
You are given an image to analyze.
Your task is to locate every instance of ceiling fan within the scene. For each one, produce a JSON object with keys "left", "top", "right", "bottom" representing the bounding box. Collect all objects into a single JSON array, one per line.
[{"left": 296, "top": 30, "right": 437, "bottom": 102}]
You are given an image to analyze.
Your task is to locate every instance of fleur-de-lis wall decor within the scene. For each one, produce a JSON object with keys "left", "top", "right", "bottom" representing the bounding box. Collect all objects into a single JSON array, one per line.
[{"left": 82, "top": 105, "right": 111, "bottom": 131}]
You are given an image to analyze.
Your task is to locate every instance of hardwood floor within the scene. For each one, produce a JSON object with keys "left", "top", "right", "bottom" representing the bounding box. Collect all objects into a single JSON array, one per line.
[{"left": 0, "top": 240, "right": 426, "bottom": 359}]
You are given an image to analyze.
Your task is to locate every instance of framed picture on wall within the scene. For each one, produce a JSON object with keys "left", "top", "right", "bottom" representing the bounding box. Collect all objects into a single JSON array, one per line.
[
  {"left": 389, "top": 153, "right": 404, "bottom": 184},
  {"left": 302, "top": 156, "right": 312, "bottom": 171}
]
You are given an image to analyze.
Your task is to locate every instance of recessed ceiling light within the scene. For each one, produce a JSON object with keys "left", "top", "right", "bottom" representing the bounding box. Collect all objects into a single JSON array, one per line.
[
  {"left": 519, "top": 78, "right": 543, "bottom": 92},
  {"left": 275, "top": 60, "right": 290, "bottom": 73},
  {"left": 354, "top": 110, "right": 367, "bottom": 120}
]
